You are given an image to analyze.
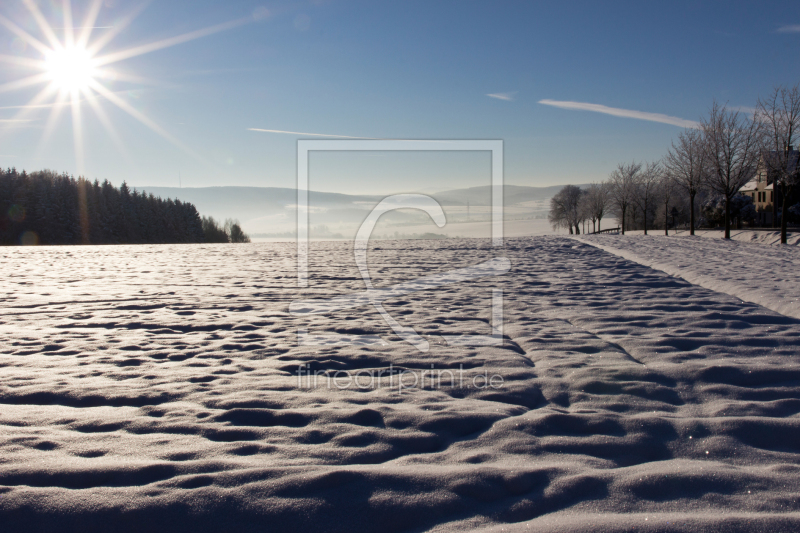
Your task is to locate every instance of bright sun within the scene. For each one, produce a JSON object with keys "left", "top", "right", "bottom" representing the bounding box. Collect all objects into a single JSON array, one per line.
[
  {"left": 1, "top": 0, "right": 252, "bottom": 175},
  {"left": 44, "top": 46, "right": 96, "bottom": 93}
]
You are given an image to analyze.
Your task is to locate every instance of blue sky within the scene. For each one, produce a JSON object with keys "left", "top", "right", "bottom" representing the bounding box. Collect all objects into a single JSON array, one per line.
[{"left": 1, "top": 0, "right": 799, "bottom": 194}]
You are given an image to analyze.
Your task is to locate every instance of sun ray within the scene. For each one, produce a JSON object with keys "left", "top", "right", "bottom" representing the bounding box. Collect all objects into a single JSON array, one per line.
[
  {"left": 88, "top": 79, "right": 207, "bottom": 164},
  {"left": 77, "top": 0, "right": 105, "bottom": 49},
  {"left": 0, "top": 73, "right": 54, "bottom": 95},
  {"left": 0, "top": 102, "right": 62, "bottom": 110},
  {"left": 0, "top": 13, "right": 51, "bottom": 55},
  {"left": 0, "top": 54, "right": 47, "bottom": 69},
  {"left": 70, "top": 90, "right": 85, "bottom": 175},
  {"left": 93, "top": 18, "right": 249, "bottom": 67},
  {"left": 33, "top": 89, "right": 70, "bottom": 162},
  {"left": 21, "top": 0, "right": 61, "bottom": 50},
  {"left": 4, "top": 81, "right": 60, "bottom": 126},
  {"left": 0, "top": 92, "right": 99, "bottom": 110},
  {"left": 0, "top": 82, "right": 61, "bottom": 163},
  {"left": 95, "top": 68, "right": 167, "bottom": 87},
  {"left": 85, "top": 1, "right": 153, "bottom": 57},
  {"left": 82, "top": 87, "right": 133, "bottom": 165},
  {"left": 62, "top": 0, "right": 75, "bottom": 48}
]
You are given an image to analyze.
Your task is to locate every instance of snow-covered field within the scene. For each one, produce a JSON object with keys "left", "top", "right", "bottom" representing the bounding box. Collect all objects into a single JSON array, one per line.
[{"left": 1, "top": 237, "right": 800, "bottom": 532}]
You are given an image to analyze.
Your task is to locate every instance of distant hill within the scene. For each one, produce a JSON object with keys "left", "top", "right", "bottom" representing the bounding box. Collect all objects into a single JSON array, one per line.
[
  {"left": 138, "top": 186, "right": 381, "bottom": 234},
  {"left": 140, "top": 186, "right": 382, "bottom": 210},
  {"left": 430, "top": 184, "right": 585, "bottom": 206},
  {"left": 139, "top": 184, "right": 582, "bottom": 210},
  {"left": 135, "top": 184, "right": 584, "bottom": 235}
]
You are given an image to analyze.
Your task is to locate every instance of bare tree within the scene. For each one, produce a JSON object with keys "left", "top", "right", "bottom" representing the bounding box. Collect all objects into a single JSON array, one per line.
[
  {"left": 659, "top": 168, "right": 679, "bottom": 235},
  {"left": 756, "top": 85, "right": 800, "bottom": 244},
  {"left": 548, "top": 190, "right": 569, "bottom": 233},
  {"left": 701, "top": 101, "right": 763, "bottom": 239},
  {"left": 550, "top": 187, "right": 569, "bottom": 233},
  {"left": 582, "top": 182, "right": 609, "bottom": 233},
  {"left": 224, "top": 218, "right": 251, "bottom": 243},
  {"left": 664, "top": 128, "right": 708, "bottom": 235},
  {"left": 578, "top": 193, "right": 593, "bottom": 234},
  {"left": 568, "top": 185, "right": 585, "bottom": 235},
  {"left": 632, "top": 161, "right": 660, "bottom": 235},
  {"left": 609, "top": 162, "right": 641, "bottom": 235},
  {"left": 548, "top": 185, "right": 584, "bottom": 234},
  {"left": 575, "top": 192, "right": 588, "bottom": 234}
]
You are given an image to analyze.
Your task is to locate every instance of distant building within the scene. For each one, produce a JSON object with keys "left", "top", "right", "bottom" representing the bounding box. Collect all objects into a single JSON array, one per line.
[
  {"left": 739, "top": 147, "right": 800, "bottom": 226},
  {"left": 739, "top": 169, "right": 774, "bottom": 225}
]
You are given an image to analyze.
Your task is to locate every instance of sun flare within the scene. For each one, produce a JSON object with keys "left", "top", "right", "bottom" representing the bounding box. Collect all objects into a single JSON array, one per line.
[
  {"left": 0, "top": 0, "right": 252, "bottom": 175},
  {"left": 44, "top": 45, "right": 97, "bottom": 93}
]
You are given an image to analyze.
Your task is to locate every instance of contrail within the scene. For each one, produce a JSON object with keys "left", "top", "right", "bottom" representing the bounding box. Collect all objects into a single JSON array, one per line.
[
  {"left": 248, "top": 128, "right": 379, "bottom": 139},
  {"left": 539, "top": 99, "right": 699, "bottom": 129}
]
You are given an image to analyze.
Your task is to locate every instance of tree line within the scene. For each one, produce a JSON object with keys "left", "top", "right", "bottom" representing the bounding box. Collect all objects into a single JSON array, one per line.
[
  {"left": 549, "top": 85, "right": 800, "bottom": 244},
  {"left": 201, "top": 216, "right": 251, "bottom": 244},
  {"left": 0, "top": 168, "right": 250, "bottom": 245}
]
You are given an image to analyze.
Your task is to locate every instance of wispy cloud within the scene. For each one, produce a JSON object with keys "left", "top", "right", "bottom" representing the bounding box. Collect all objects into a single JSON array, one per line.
[
  {"left": 487, "top": 92, "right": 516, "bottom": 101},
  {"left": 733, "top": 105, "right": 757, "bottom": 116},
  {"left": 248, "top": 128, "right": 378, "bottom": 139},
  {"left": 538, "top": 99, "right": 699, "bottom": 128},
  {"left": 777, "top": 24, "right": 800, "bottom": 33},
  {"left": 0, "top": 119, "right": 33, "bottom": 123}
]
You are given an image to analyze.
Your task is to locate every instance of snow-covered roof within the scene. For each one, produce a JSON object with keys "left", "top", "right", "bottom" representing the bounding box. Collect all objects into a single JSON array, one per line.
[{"left": 739, "top": 181, "right": 773, "bottom": 193}]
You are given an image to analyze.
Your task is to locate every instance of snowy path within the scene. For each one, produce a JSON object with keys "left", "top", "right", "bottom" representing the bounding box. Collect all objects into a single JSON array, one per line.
[
  {"left": 577, "top": 234, "right": 800, "bottom": 320},
  {"left": 1, "top": 237, "right": 799, "bottom": 531}
]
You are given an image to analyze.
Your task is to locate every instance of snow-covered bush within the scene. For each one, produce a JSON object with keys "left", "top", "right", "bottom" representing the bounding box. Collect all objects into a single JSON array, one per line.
[{"left": 700, "top": 193, "right": 755, "bottom": 227}]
